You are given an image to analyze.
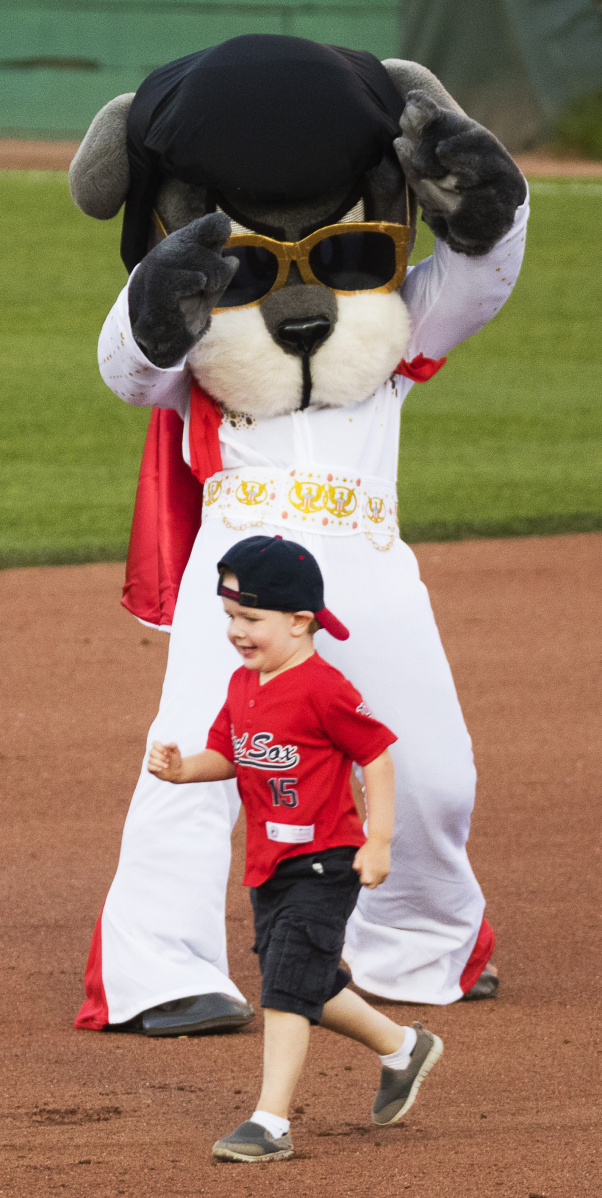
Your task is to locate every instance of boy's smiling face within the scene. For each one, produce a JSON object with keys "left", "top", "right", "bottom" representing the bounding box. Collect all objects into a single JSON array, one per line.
[{"left": 221, "top": 572, "right": 313, "bottom": 675}]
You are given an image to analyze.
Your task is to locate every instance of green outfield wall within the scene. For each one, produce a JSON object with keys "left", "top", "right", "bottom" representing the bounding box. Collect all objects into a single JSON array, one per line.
[
  {"left": 2, "top": 2, "right": 601, "bottom": 147},
  {"left": 0, "top": 1, "right": 402, "bottom": 138}
]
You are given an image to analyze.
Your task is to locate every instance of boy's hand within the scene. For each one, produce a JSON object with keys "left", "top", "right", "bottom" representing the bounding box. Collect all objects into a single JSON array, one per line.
[
  {"left": 148, "top": 741, "right": 184, "bottom": 782},
  {"left": 353, "top": 838, "right": 391, "bottom": 889}
]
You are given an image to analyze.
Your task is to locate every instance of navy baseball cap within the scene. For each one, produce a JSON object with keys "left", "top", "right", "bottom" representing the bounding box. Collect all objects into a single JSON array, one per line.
[{"left": 217, "top": 535, "right": 349, "bottom": 640}]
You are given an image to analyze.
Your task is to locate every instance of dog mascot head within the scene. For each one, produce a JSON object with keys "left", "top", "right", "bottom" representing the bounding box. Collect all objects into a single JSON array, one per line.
[{"left": 69, "top": 34, "right": 525, "bottom": 420}]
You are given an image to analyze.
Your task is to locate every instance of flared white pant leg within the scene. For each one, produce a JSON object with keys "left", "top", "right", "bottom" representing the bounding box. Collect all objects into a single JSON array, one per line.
[
  {"left": 100, "top": 524, "right": 248, "bottom": 1024},
  {"left": 310, "top": 537, "right": 484, "bottom": 1005}
]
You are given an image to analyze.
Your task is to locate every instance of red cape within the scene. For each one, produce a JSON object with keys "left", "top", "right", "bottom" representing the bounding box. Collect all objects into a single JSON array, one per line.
[
  {"left": 121, "top": 381, "right": 222, "bottom": 627},
  {"left": 122, "top": 357, "right": 446, "bottom": 627}
]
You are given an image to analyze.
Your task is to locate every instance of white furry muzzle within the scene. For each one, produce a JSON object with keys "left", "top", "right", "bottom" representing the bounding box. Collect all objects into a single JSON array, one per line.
[{"left": 187, "top": 291, "right": 411, "bottom": 418}]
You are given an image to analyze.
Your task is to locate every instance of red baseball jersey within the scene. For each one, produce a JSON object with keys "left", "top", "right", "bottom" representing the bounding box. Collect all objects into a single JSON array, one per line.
[{"left": 206, "top": 652, "right": 397, "bottom": 886}]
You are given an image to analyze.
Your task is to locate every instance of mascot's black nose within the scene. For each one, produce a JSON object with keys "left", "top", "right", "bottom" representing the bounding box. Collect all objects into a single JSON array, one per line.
[{"left": 276, "top": 316, "right": 332, "bottom": 355}]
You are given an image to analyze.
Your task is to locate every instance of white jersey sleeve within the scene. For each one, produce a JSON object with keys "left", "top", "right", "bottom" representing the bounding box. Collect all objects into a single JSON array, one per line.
[
  {"left": 402, "top": 190, "right": 529, "bottom": 361},
  {"left": 97, "top": 272, "right": 191, "bottom": 420}
]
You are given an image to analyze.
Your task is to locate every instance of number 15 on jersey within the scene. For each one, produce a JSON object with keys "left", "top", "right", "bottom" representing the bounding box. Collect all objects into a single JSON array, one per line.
[{"left": 268, "top": 777, "right": 299, "bottom": 808}]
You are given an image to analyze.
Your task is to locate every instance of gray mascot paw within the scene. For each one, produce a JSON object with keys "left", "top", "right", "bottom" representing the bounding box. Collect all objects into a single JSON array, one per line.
[
  {"left": 394, "top": 90, "right": 527, "bottom": 256},
  {"left": 128, "top": 212, "right": 237, "bottom": 368}
]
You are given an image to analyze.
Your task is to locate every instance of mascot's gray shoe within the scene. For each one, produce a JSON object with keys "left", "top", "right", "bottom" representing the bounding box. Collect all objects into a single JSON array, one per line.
[
  {"left": 462, "top": 964, "right": 499, "bottom": 1001},
  {"left": 372, "top": 1022, "right": 443, "bottom": 1126},
  {"left": 212, "top": 1121, "right": 294, "bottom": 1163},
  {"left": 140, "top": 993, "right": 255, "bottom": 1036}
]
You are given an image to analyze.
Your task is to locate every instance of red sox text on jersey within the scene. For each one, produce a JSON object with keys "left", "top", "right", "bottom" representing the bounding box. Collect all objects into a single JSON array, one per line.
[{"left": 231, "top": 727, "right": 300, "bottom": 770}]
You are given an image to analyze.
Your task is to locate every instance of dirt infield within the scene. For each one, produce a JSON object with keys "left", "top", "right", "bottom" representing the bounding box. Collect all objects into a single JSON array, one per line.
[
  {"left": 0, "top": 139, "right": 80, "bottom": 170},
  {"left": 1, "top": 139, "right": 602, "bottom": 175},
  {"left": 1, "top": 533, "right": 600, "bottom": 1197}
]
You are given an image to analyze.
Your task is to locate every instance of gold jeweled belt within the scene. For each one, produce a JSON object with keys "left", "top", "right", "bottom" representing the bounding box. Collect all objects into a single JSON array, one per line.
[{"left": 202, "top": 466, "right": 398, "bottom": 549}]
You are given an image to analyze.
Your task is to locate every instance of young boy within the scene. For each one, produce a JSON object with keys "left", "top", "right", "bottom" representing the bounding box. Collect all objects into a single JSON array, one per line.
[{"left": 148, "top": 534, "right": 443, "bottom": 1162}]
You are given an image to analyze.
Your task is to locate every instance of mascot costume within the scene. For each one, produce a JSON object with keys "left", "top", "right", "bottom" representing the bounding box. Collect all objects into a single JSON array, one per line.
[{"left": 69, "top": 35, "right": 528, "bottom": 1035}]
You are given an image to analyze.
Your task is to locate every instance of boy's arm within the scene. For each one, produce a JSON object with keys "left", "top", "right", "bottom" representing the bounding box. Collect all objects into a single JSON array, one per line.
[
  {"left": 148, "top": 741, "right": 236, "bottom": 784},
  {"left": 353, "top": 749, "right": 395, "bottom": 889}
]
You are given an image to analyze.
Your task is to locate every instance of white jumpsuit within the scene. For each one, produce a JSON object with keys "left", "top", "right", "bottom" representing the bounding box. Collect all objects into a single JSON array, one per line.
[{"left": 92, "top": 198, "right": 528, "bottom": 1021}]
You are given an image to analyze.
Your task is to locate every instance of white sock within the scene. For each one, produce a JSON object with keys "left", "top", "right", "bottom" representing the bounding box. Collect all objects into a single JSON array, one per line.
[
  {"left": 250, "top": 1109, "right": 290, "bottom": 1139},
  {"left": 379, "top": 1026, "right": 418, "bottom": 1070}
]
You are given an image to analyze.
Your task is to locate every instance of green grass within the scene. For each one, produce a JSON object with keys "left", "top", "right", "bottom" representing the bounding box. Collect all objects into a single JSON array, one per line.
[
  {"left": 0, "top": 171, "right": 144, "bottom": 566},
  {"left": 399, "top": 180, "right": 602, "bottom": 541},
  {"left": 0, "top": 172, "right": 600, "bottom": 565}
]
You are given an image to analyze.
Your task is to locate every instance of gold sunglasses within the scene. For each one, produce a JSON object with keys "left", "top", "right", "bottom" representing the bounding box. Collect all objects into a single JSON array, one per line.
[{"left": 152, "top": 211, "right": 410, "bottom": 311}]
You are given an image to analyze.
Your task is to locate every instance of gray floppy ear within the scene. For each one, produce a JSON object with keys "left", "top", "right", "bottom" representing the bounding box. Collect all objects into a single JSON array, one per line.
[
  {"left": 69, "top": 93, "right": 134, "bottom": 219},
  {"left": 381, "top": 60, "right": 466, "bottom": 117}
]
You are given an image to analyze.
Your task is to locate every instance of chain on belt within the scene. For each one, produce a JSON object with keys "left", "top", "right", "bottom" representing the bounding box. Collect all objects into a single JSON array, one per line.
[{"left": 202, "top": 466, "right": 399, "bottom": 549}]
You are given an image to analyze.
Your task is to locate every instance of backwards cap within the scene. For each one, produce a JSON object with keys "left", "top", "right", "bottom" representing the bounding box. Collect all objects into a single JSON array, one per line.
[{"left": 217, "top": 535, "right": 349, "bottom": 641}]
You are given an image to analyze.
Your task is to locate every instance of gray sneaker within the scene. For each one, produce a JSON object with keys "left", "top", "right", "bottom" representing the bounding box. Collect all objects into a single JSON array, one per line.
[
  {"left": 372, "top": 1022, "right": 444, "bottom": 1126},
  {"left": 212, "top": 1120, "right": 294, "bottom": 1162}
]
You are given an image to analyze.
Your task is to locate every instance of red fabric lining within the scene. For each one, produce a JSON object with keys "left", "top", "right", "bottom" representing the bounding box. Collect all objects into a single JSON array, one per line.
[
  {"left": 74, "top": 906, "right": 109, "bottom": 1030},
  {"left": 459, "top": 915, "right": 495, "bottom": 994},
  {"left": 188, "top": 378, "right": 223, "bottom": 484},
  {"left": 121, "top": 381, "right": 222, "bottom": 628},
  {"left": 395, "top": 353, "right": 447, "bottom": 382}
]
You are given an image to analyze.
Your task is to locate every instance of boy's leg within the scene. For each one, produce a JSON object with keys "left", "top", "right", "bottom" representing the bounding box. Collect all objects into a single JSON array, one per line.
[
  {"left": 213, "top": 850, "right": 358, "bottom": 1162},
  {"left": 212, "top": 1008, "right": 308, "bottom": 1162},
  {"left": 320, "top": 985, "right": 407, "bottom": 1053},
  {"left": 256, "top": 1009, "right": 311, "bottom": 1117},
  {"left": 321, "top": 987, "right": 443, "bottom": 1125}
]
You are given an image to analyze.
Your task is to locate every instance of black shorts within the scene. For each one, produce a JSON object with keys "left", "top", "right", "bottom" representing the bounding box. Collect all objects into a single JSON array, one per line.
[{"left": 250, "top": 846, "right": 362, "bottom": 1025}]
